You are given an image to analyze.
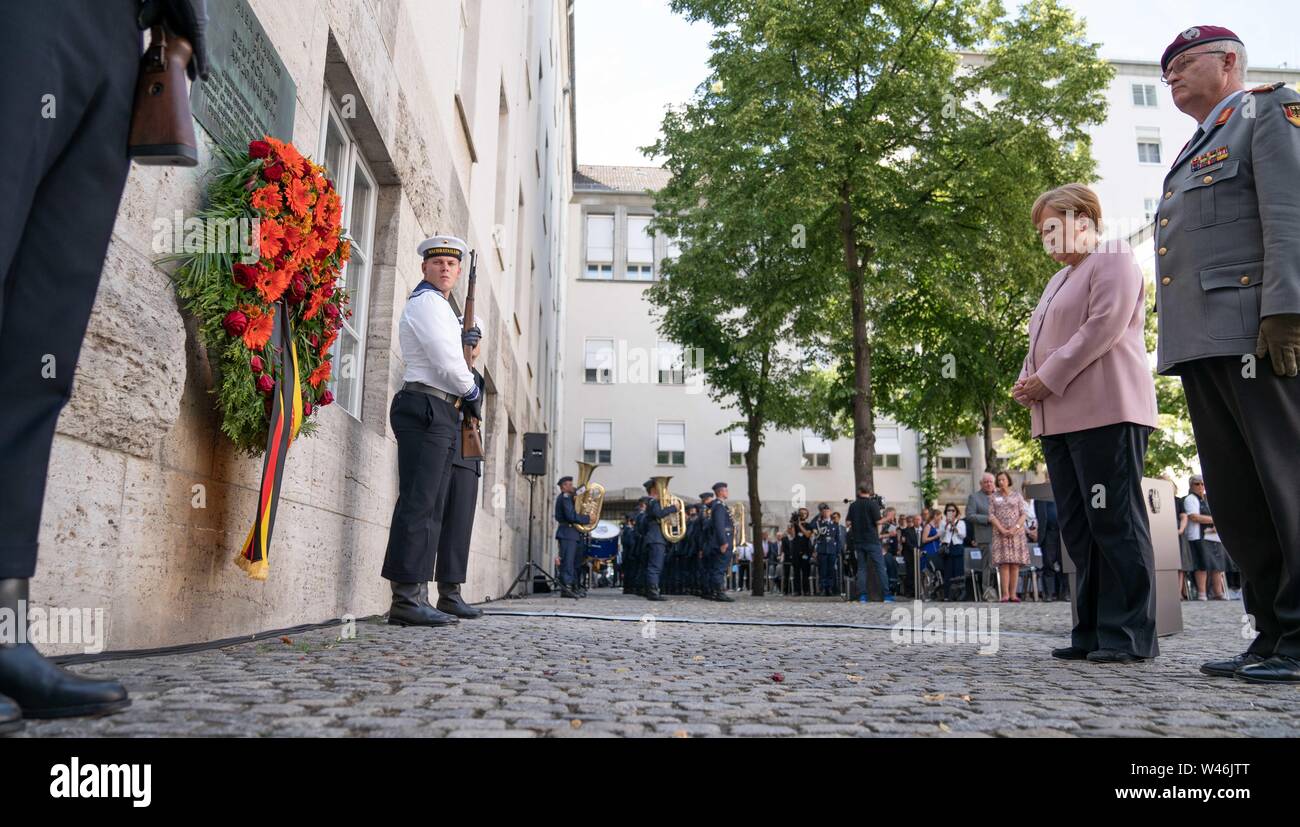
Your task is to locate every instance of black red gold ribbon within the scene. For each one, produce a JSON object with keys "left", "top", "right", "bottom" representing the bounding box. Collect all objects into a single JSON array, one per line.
[{"left": 235, "top": 302, "right": 304, "bottom": 580}]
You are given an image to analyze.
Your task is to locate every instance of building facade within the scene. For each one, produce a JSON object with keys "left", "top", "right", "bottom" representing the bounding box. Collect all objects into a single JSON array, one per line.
[
  {"left": 557, "top": 165, "right": 993, "bottom": 539},
  {"left": 38, "top": 0, "right": 575, "bottom": 652}
]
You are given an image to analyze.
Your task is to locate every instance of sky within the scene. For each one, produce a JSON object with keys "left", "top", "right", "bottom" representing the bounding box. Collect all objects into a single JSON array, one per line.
[{"left": 574, "top": 0, "right": 1300, "bottom": 166}]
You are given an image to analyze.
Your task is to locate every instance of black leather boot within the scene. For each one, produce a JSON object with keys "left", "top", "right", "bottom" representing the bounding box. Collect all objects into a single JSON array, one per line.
[
  {"left": 436, "top": 583, "right": 484, "bottom": 619},
  {"left": 387, "top": 582, "right": 458, "bottom": 627},
  {"left": 645, "top": 587, "right": 667, "bottom": 602},
  {"left": 0, "top": 579, "right": 130, "bottom": 719},
  {"left": 0, "top": 693, "right": 21, "bottom": 735}
]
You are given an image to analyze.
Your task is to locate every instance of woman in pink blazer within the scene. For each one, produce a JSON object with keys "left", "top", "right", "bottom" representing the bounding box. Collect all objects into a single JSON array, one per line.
[{"left": 1014, "top": 184, "right": 1160, "bottom": 664}]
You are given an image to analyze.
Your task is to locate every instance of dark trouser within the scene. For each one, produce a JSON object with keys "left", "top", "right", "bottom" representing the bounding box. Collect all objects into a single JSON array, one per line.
[
  {"left": 434, "top": 462, "right": 479, "bottom": 584},
  {"left": 817, "top": 552, "right": 836, "bottom": 594},
  {"left": 1182, "top": 356, "right": 1300, "bottom": 658},
  {"left": 884, "top": 551, "right": 900, "bottom": 595},
  {"left": 1041, "top": 422, "right": 1158, "bottom": 658},
  {"left": 645, "top": 541, "right": 666, "bottom": 590},
  {"left": 558, "top": 539, "right": 579, "bottom": 588},
  {"left": 900, "top": 548, "right": 917, "bottom": 598},
  {"left": 382, "top": 392, "right": 459, "bottom": 582},
  {"left": 941, "top": 547, "right": 965, "bottom": 600},
  {"left": 737, "top": 561, "right": 749, "bottom": 590},
  {"left": 0, "top": 0, "right": 140, "bottom": 579},
  {"left": 856, "top": 542, "right": 888, "bottom": 600},
  {"left": 795, "top": 559, "right": 811, "bottom": 595},
  {"left": 708, "top": 547, "right": 729, "bottom": 593}
]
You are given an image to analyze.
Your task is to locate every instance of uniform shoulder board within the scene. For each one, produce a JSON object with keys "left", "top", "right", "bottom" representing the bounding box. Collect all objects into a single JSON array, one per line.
[{"left": 1247, "top": 81, "right": 1286, "bottom": 94}]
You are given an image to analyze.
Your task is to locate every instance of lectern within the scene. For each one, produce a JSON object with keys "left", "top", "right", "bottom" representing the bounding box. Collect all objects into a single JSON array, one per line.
[{"left": 1024, "top": 477, "right": 1183, "bottom": 637}]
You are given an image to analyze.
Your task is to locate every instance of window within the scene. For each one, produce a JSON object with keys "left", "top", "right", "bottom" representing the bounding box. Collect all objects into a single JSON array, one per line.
[
  {"left": 1137, "top": 128, "right": 1162, "bottom": 164},
  {"left": 626, "top": 264, "right": 654, "bottom": 281},
  {"left": 320, "top": 93, "right": 377, "bottom": 420},
  {"left": 583, "top": 338, "right": 614, "bottom": 383},
  {"left": 583, "top": 420, "right": 612, "bottom": 465},
  {"left": 729, "top": 432, "right": 748, "bottom": 467},
  {"left": 1132, "top": 83, "right": 1158, "bottom": 107},
  {"left": 874, "top": 425, "right": 901, "bottom": 469},
  {"left": 801, "top": 432, "right": 831, "bottom": 469},
  {"left": 656, "top": 341, "right": 684, "bottom": 385},
  {"left": 627, "top": 215, "right": 654, "bottom": 280},
  {"left": 939, "top": 456, "right": 970, "bottom": 471},
  {"left": 656, "top": 421, "right": 686, "bottom": 465},
  {"left": 874, "top": 454, "right": 901, "bottom": 469},
  {"left": 585, "top": 214, "right": 613, "bottom": 279},
  {"left": 1144, "top": 198, "right": 1159, "bottom": 223}
]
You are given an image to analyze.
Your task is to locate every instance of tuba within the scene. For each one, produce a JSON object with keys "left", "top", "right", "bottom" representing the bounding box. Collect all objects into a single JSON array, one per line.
[
  {"left": 573, "top": 461, "right": 604, "bottom": 534},
  {"left": 653, "top": 476, "right": 687, "bottom": 543},
  {"left": 728, "top": 500, "right": 748, "bottom": 547}
]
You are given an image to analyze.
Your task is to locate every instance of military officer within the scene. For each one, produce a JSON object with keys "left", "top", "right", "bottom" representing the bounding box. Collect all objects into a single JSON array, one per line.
[
  {"left": 553, "top": 475, "right": 590, "bottom": 599},
  {"left": 0, "top": 0, "right": 212, "bottom": 730},
  {"left": 696, "top": 491, "right": 716, "bottom": 598},
  {"left": 381, "top": 235, "right": 483, "bottom": 626},
  {"left": 1154, "top": 26, "right": 1300, "bottom": 683},
  {"left": 706, "top": 483, "right": 736, "bottom": 602},
  {"left": 811, "top": 503, "right": 839, "bottom": 596},
  {"left": 640, "top": 479, "right": 680, "bottom": 601},
  {"left": 432, "top": 321, "right": 485, "bottom": 619}
]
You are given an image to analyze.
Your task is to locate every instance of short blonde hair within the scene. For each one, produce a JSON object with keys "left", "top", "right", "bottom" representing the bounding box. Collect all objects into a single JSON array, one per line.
[{"left": 1031, "top": 183, "right": 1103, "bottom": 232}]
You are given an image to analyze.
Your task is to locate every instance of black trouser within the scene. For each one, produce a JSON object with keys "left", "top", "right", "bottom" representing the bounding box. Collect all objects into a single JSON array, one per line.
[
  {"left": 381, "top": 391, "right": 458, "bottom": 583},
  {"left": 1038, "top": 529, "right": 1066, "bottom": 598},
  {"left": 1041, "top": 422, "right": 1158, "bottom": 658},
  {"left": 794, "top": 558, "right": 810, "bottom": 595},
  {"left": 1182, "top": 356, "right": 1300, "bottom": 658},
  {"left": 0, "top": 1, "right": 140, "bottom": 579},
  {"left": 737, "top": 560, "right": 749, "bottom": 590},
  {"left": 433, "top": 461, "right": 479, "bottom": 583},
  {"left": 645, "top": 541, "right": 666, "bottom": 590}
]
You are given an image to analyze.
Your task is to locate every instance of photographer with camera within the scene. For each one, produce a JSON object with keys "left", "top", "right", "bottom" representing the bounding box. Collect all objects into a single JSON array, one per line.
[
  {"left": 789, "top": 508, "right": 814, "bottom": 596},
  {"left": 846, "top": 485, "right": 891, "bottom": 603}
]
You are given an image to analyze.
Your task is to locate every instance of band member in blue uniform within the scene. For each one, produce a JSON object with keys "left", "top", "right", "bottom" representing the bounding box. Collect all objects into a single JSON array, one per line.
[
  {"left": 706, "top": 483, "right": 736, "bottom": 602},
  {"left": 553, "top": 476, "right": 590, "bottom": 599}
]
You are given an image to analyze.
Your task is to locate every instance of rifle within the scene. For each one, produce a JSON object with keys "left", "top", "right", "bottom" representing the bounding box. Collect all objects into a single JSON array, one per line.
[
  {"left": 460, "top": 250, "right": 485, "bottom": 459},
  {"left": 128, "top": 26, "right": 199, "bottom": 166}
]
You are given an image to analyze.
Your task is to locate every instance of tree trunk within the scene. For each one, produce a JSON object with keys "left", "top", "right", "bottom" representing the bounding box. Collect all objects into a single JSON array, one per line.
[
  {"left": 839, "top": 188, "right": 875, "bottom": 494},
  {"left": 746, "top": 416, "right": 764, "bottom": 596},
  {"left": 981, "top": 402, "right": 996, "bottom": 473}
]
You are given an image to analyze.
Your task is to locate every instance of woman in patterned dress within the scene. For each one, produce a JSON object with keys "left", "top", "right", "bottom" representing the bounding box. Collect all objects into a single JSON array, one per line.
[{"left": 989, "top": 471, "right": 1030, "bottom": 602}]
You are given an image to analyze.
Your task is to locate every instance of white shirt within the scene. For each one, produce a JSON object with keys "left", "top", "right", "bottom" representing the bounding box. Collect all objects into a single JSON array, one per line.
[
  {"left": 399, "top": 286, "right": 477, "bottom": 397},
  {"left": 941, "top": 519, "right": 966, "bottom": 546},
  {"left": 737, "top": 543, "right": 753, "bottom": 561},
  {"left": 1184, "top": 494, "right": 1219, "bottom": 543}
]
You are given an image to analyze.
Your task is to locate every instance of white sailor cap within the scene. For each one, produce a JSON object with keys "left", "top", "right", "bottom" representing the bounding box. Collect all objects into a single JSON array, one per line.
[{"left": 417, "top": 235, "right": 468, "bottom": 261}]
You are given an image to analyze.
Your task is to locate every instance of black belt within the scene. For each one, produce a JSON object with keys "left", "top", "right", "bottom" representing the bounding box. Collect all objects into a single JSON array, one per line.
[{"left": 402, "top": 381, "right": 460, "bottom": 405}]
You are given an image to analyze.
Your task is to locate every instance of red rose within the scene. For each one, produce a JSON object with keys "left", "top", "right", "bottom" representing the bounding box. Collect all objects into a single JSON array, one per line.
[
  {"left": 275, "top": 254, "right": 288, "bottom": 269},
  {"left": 263, "top": 162, "right": 285, "bottom": 181},
  {"left": 308, "top": 334, "right": 320, "bottom": 348},
  {"left": 303, "top": 402, "right": 314, "bottom": 417},
  {"left": 323, "top": 303, "right": 340, "bottom": 319},
  {"left": 250, "top": 355, "right": 264, "bottom": 374},
  {"left": 287, "top": 276, "right": 307, "bottom": 304},
  {"left": 249, "top": 140, "right": 273, "bottom": 159},
  {"left": 222, "top": 311, "right": 248, "bottom": 337},
  {"left": 314, "top": 247, "right": 330, "bottom": 261},
  {"left": 256, "top": 374, "right": 275, "bottom": 395},
  {"left": 232, "top": 262, "right": 258, "bottom": 289},
  {"left": 319, "top": 390, "right": 334, "bottom": 407}
]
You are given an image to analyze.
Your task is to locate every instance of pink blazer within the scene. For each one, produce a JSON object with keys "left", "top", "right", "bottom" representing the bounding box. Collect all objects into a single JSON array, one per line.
[{"left": 1019, "top": 240, "right": 1159, "bottom": 438}]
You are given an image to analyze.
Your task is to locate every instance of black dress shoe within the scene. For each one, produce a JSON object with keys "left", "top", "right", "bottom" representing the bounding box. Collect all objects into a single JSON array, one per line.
[
  {"left": 1086, "top": 649, "right": 1147, "bottom": 664},
  {"left": 560, "top": 587, "right": 580, "bottom": 599},
  {"left": 713, "top": 592, "right": 735, "bottom": 603},
  {"left": 435, "top": 583, "right": 484, "bottom": 619},
  {"left": 645, "top": 588, "right": 667, "bottom": 602},
  {"left": 1051, "top": 646, "right": 1091, "bottom": 660},
  {"left": 1235, "top": 655, "right": 1300, "bottom": 684},
  {"left": 0, "top": 643, "right": 131, "bottom": 719},
  {"left": 1200, "top": 652, "right": 1267, "bottom": 678},
  {"left": 387, "top": 582, "right": 458, "bottom": 627},
  {"left": 0, "top": 693, "right": 23, "bottom": 735}
]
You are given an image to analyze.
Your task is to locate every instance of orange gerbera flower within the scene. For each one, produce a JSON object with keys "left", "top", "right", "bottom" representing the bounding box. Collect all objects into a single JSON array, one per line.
[
  {"left": 286, "top": 177, "right": 314, "bottom": 218},
  {"left": 319, "top": 326, "right": 339, "bottom": 358},
  {"left": 339, "top": 239, "right": 351, "bottom": 264},
  {"left": 256, "top": 267, "right": 292, "bottom": 304},
  {"left": 250, "top": 184, "right": 283, "bottom": 216},
  {"left": 258, "top": 219, "right": 286, "bottom": 260},
  {"left": 307, "top": 360, "right": 331, "bottom": 388},
  {"left": 241, "top": 307, "right": 275, "bottom": 350},
  {"left": 302, "top": 286, "right": 329, "bottom": 320}
]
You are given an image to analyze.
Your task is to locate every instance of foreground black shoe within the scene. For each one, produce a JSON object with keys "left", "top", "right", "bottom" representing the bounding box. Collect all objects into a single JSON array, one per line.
[
  {"left": 1086, "top": 649, "right": 1147, "bottom": 664},
  {"left": 1051, "top": 646, "right": 1091, "bottom": 661},
  {"left": 712, "top": 592, "right": 735, "bottom": 603},
  {"left": 645, "top": 588, "right": 667, "bottom": 602},
  {"left": 1201, "top": 652, "right": 1267, "bottom": 678},
  {"left": 435, "top": 583, "right": 484, "bottom": 619},
  {"left": 560, "top": 587, "right": 581, "bottom": 599},
  {"left": 0, "top": 578, "right": 130, "bottom": 719},
  {"left": 387, "top": 582, "right": 458, "bottom": 627},
  {"left": 1235, "top": 655, "right": 1300, "bottom": 685},
  {"left": 0, "top": 693, "right": 23, "bottom": 735}
]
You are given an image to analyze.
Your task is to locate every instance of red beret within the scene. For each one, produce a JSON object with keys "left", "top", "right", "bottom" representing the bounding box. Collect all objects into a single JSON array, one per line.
[{"left": 1161, "top": 26, "right": 1243, "bottom": 72}]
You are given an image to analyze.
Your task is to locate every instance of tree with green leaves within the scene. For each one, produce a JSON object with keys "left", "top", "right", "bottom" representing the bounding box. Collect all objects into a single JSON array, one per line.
[{"left": 660, "top": 0, "right": 1113, "bottom": 498}]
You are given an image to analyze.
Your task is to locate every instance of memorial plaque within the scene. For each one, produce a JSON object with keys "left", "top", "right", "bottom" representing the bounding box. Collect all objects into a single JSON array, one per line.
[{"left": 190, "top": 0, "right": 296, "bottom": 147}]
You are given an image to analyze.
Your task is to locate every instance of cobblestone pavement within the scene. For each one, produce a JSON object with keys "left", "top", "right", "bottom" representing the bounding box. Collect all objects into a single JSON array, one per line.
[{"left": 17, "top": 591, "right": 1298, "bottom": 738}]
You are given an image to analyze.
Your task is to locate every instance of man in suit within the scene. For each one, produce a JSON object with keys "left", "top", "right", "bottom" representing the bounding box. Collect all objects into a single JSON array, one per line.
[
  {"left": 1034, "top": 496, "right": 1064, "bottom": 601},
  {"left": 1153, "top": 26, "right": 1300, "bottom": 683},
  {"left": 641, "top": 479, "right": 679, "bottom": 601},
  {"left": 966, "top": 474, "right": 996, "bottom": 596},
  {"left": 553, "top": 476, "right": 590, "bottom": 599},
  {"left": 899, "top": 515, "right": 923, "bottom": 599},
  {"left": 706, "top": 483, "right": 736, "bottom": 602}
]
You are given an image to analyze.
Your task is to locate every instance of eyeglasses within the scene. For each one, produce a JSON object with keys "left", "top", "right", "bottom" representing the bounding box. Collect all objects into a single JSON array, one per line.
[{"left": 1160, "top": 50, "right": 1229, "bottom": 84}]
